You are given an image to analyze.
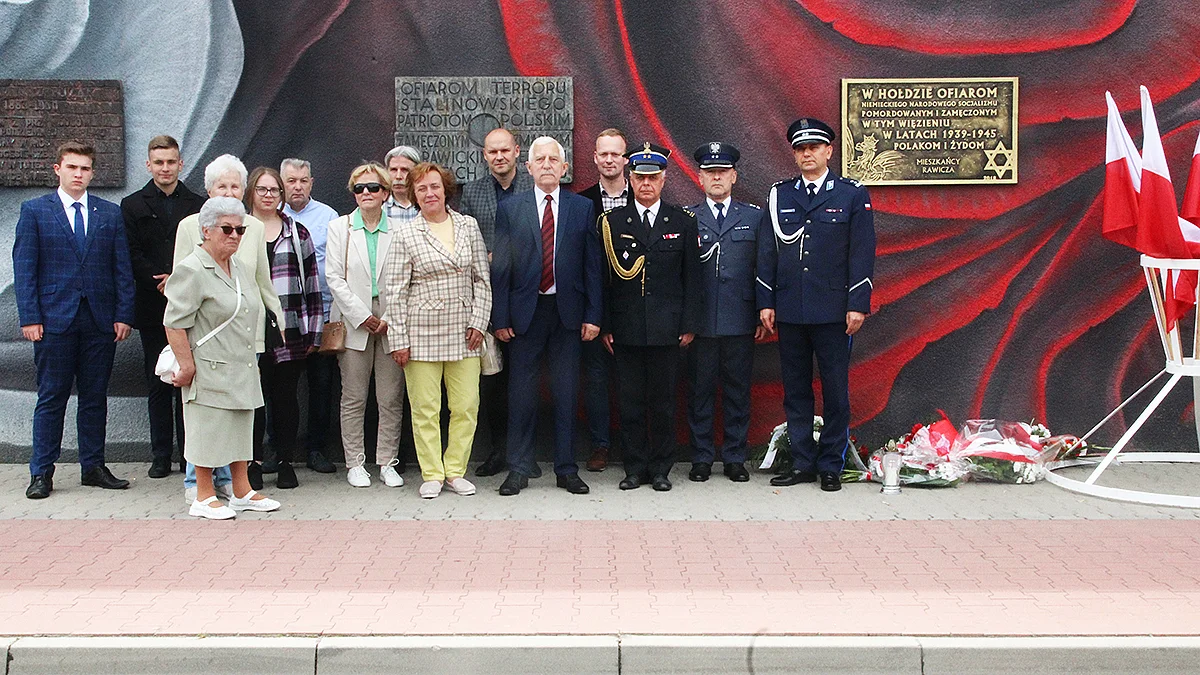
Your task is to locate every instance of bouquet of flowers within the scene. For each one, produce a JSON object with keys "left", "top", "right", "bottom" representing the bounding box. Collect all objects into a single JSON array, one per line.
[
  {"left": 867, "top": 414, "right": 967, "bottom": 487},
  {"left": 753, "top": 417, "right": 871, "bottom": 482}
]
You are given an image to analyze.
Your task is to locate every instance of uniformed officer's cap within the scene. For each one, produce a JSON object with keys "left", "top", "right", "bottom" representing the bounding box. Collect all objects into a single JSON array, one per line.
[
  {"left": 694, "top": 142, "right": 740, "bottom": 169},
  {"left": 788, "top": 118, "right": 835, "bottom": 147},
  {"left": 625, "top": 142, "right": 671, "bottom": 174}
]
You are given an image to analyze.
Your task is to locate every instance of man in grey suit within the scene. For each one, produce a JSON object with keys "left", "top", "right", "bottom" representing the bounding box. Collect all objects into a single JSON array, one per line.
[{"left": 459, "top": 128, "right": 535, "bottom": 478}]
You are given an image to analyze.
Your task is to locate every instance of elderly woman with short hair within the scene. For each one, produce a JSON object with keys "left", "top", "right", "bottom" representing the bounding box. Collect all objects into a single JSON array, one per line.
[
  {"left": 173, "top": 155, "right": 284, "bottom": 499},
  {"left": 384, "top": 162, "right": 491, "bottom": 499},
  {"left": 164, "top": 197, "right": 280, "bottom": 519},
  {"left": 326, "top": 162, "right": 406, "bottom": 489}
]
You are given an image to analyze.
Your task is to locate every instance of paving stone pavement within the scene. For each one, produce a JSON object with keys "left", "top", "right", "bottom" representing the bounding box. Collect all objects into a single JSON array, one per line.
[{"left": 3, "top": 462, "right": 1200, "bottom": 639}]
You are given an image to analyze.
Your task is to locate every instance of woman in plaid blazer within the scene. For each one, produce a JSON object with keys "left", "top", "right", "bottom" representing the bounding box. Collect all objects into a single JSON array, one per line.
[{"left": 383, "top": 163, "right": 492, "bottom": 499}]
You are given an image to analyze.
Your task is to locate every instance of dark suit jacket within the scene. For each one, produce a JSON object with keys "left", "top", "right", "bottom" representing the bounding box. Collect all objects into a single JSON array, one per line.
[
  {"left": 491, "top": 189, "right": 602, "bottom": 335},
  {"left": 600, "top": 201, "right": 702, "bottom": 346},
  {"left": 458, "top": 171, "right": 534, "bottom": 251},
  {"left": 757, "top": 171, "right": 875, "bottom": 324},
  {"left": 687, "top": 199, "right": 766, "bottom": 337},
  {"left": 120, "top": 180, "right": 206, "bottom": 329},
  {"left": 13, "top": 192, "right": 135, "bottom": 333}
]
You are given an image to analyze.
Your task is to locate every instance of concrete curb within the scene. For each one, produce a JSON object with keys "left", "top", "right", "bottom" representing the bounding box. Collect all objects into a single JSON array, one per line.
[{"left": 6, "top": 635, "right": 1200, "bottom": 674}]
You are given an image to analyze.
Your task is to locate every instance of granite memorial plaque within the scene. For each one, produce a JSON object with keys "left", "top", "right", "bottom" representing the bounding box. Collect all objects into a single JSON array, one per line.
[
  {"left": 841, "top": 77, "right": 1018, "bottom": 185},
  {"left": 395, "top": 76, "right": 574, "bottom": 183},
  {"left": 0, "top": 80, "right": 125, "bottom": 187}
]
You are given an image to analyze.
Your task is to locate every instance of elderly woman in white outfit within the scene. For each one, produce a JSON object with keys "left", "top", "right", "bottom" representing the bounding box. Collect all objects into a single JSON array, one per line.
[{"left": 164, "top": 197, "right": 281, "bottom": 519}]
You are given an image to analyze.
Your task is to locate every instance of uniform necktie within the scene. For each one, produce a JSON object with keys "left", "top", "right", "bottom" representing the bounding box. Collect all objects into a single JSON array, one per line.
[
  {"left": 806, "top": 183, "right": 818, "bottom": 200},
  {"left": 539, "top": 194, "right": 555, "bottom": 293},
  {"left": 714, "top": 202, "right": 725, "bottom": 229},
  {"left": 642, "top": 208, "right": 652, "bottom": 230},
  {"left": 72, "top": 202, "right": 85, "bottom": 252}
]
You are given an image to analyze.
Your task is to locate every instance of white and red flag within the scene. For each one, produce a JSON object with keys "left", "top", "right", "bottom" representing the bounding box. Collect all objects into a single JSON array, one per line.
[
  {"left": 1182, "top": 128, "right": 1200, "bottom": 225},
  {"left": 1101, "top": 91, "right": 1141, "bottom": 250}
]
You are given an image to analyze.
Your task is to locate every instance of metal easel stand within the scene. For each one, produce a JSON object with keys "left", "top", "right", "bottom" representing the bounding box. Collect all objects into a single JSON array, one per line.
[{"left": 1043, "top": 256, "right": 1200, "bottom": 508}]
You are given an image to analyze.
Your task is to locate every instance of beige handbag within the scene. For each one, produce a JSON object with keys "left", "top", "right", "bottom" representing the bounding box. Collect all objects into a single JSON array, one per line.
[
  {"left": 480, "top": 331, "right": 503, "bottom": 376},
  {"left": 318, "top": 217, "right": 349, "bottom": 354}
]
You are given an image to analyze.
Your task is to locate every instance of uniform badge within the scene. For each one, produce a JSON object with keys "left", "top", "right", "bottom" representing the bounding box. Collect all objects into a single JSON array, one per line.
[
  {"left": 825, "top": 208, "right": 843, "bottom": 213},
  {"left": 662, "top": 232, "right": 681, "bottom": 240},
  {"left": 864, "top": 202, "right": 872, "bottom": 210},
  {"left": 826, "top": 180, "right": 834, "bottom": 191},
  {"left": 622, "top": 251, "right": 629, "bottom": 260},
  {"left": 709, "top": 142, "right": 721, "bottom": 153}
]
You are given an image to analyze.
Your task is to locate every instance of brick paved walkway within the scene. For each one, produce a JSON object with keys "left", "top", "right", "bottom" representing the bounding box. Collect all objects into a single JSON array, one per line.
[{"left": 4, "top": 463, "right": 1200, "bottom": 637}]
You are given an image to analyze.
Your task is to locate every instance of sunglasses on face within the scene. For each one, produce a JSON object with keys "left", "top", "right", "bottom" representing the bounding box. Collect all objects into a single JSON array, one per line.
[
  {"left": 254, "top": 186, "right": 281, "bottom": 196},
  {"left": 352, "top": 182, "right": 385, "bottom": 194},
  {"left": 219, "top": 225, "right": 247, "bottom": 235}
]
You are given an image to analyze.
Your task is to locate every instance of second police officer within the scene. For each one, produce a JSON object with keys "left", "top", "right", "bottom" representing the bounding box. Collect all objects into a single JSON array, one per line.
[
  {"left": 685, "top": 142, "right": 766, "bottom": 484},
  {"left": 757, "top": 118, "right": 876, "bottom": 493}
]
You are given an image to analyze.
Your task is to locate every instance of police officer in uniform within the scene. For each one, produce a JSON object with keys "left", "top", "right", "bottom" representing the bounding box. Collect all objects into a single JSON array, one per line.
[
  {"left": 600, "top": 143, "right": 702, "bottom": 492},
  {"left": 685, "top": 142, "right": 766, "bottom": 483},
  {"left": 757, "top": 118, "right": 875, "bottom": 492}
]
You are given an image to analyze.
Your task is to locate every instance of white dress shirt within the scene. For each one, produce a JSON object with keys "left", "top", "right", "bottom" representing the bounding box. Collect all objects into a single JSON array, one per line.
[
  {"left": 534, "top": 185, "right": 560, "bottom": 294},
  {"left": 634, "top": 200, "right": 661, "bottom": 228},
  {"left": 803, "top": 170, "right": 830, "bottom": 196},
  {"left": 707, "top": 196, "right": 731, "bottom": 221},
  {"left": 57, "top": 187, "right": 89, "bottom": 234}
]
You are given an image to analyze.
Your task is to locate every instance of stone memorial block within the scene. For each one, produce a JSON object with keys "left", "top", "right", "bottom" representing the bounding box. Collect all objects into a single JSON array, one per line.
[
  {"left": 0, "top": 80, "right": 125, "bottom": 187},
  {"left": 395, "top": 76, "right": 574, "bottom": 183}
]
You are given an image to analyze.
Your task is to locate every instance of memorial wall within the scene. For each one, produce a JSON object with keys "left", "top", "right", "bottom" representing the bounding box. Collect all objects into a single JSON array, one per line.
[{"left": 0, "top": 0, "right": 1198, "bottom": 455}]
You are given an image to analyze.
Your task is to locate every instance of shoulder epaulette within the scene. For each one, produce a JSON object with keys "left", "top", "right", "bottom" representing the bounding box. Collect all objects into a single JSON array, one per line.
[
  {"left": 740, "top": 201, "right": 762, "bottom": 210},
  {"left": 681, "top": 207, "right": 696, "bottom": 218},
  {"left": 838, "top": 175, "right": 863, "bottom": 188}
]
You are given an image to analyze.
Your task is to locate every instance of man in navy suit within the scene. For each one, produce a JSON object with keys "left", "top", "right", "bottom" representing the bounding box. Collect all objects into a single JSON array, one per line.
[
  {"left": 491, "top": 136, "right": 603, "bottom": 496},
  {"left": 14, "top": 141, "right": 136, "bottom": 499},
  {"left": 685, "top": 142, "right": 767, "bottom": 484},
  {"left": 757, "top": 119, "right": 876, "bottom": 493}
]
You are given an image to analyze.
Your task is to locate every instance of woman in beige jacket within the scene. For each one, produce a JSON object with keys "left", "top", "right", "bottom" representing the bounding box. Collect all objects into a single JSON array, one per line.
[
  {"left": 383, "top": 162, "right": 491, "bottom": 499},
  {"left": 326, "top": 163, "right": 406, "bottom": 489}
]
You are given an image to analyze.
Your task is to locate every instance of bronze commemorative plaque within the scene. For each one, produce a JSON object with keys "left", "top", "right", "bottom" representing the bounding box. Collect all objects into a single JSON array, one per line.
[
  {"left": 0, "top": 80, "right": 125, "bottom": 187},
  {"left": 841, "top": 77, "right": 1018, "bottom": 185},
  {"left": 395, "top": 76, "right": 574, "bottom": 183}
]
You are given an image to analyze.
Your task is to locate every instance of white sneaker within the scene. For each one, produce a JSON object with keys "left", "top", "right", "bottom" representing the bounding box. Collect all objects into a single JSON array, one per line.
[
  {"left": 228, "top": 490, "right": 280, "bottom": 512},
  {"left": 347, "top": 466, "right": 371, "bottom": 488},
  {"left": 184, "top": 483, "right": 234, "bottom": 505},
  {"left": 380, "top": 465, "right": 404, "bottom": 488},
  {"left": 188, "top": 496, "right": 236, "bottom": 520},
  {"left": 419, "top": 480, "right": 443, "bottom": 499},
  {"left": 447, "top": 477, "right": 476, "bottom": 496}
]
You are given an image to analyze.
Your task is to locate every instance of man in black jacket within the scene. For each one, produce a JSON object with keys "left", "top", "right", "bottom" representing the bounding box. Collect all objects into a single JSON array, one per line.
[
  {"left": 120, "top": 135, "right": 206, "bottom": 478},
  {"left": 599, "top": 143, "right": 701, "bottom": 492}
]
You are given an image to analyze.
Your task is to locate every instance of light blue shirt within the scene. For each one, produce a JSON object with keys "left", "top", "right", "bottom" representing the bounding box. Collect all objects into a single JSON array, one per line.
[{"left": 283, "top": 197, "right": 339, "bottom": 319}]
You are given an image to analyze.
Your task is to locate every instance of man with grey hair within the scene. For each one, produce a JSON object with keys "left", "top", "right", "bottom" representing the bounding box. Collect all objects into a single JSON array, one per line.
[
  {"left": 490, "top": 136, "right": 601, "bottom": 495},
  {"left": 279, "top": 157, "right": 339, "bottom": 474},
  {"left": 383, "top": 145, "right": 421, "bottom": 224}
]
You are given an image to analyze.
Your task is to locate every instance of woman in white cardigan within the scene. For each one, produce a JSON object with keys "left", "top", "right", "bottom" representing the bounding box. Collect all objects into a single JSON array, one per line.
[{"left": 325, "top": 163, "right": 405, "bottom": 489}]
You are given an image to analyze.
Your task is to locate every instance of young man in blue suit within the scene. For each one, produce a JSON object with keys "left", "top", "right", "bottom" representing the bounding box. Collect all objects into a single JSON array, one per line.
[
  {"left": 14, "top": 141, "right": 136, "bottom": 499},
  {"left": 491, "top": 136, "right": 603, "bottom": 496}
]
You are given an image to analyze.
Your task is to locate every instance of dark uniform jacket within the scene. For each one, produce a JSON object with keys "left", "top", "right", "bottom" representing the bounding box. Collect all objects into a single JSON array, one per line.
[
  {"left": 120, "top": 180, "right": 206, "bottom": 329},
  {"left": 600, "top": 201, "right": 702, "bottom": 346},
  {"left": 687, "top": 198, "right": 766, "bottom": 337},
  {"left": 756, "top": 171, "right": 875, "bottom": 325}
]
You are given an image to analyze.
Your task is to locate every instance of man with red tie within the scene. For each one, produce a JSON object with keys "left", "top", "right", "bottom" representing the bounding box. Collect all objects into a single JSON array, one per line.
[{"left": 490, "top": 136, "right": 603, "bottom": 496}]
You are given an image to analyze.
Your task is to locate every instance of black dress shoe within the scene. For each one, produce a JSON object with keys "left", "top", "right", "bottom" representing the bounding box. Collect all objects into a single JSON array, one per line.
[
  {"left": 306, "top": 450, "right": 336, "bottom": 474},
  {"left": 820, "top": 472, "right": 842, "bottom": 492},
  {"left": 26, "top": 474, "right": 51, "bottom": 499},
  {"left": 247, "top": 462, "right": 264, "bottom": 490},
  {"left": 770, "top": 470, "right": 818, "bottom": 487},
  {"left": 618, "top": 475, "right": 642, "bottom": 490},
  {"left": 688, "top": 463, "right": 712, "bottom": 482},
  {"left": 81, "top": 466, "right": 130, "bottom": 490},
  {"left": 529, "top": 462, "right": 542, "bottom": 479},
  {"left": 498, "top": 471, "right": 528, "bottom": 496},
  {"left": 651, "top": 474, "right": 672, "bottom": 492},
  {"left": 723, "top": 462, "right": 750, "bottom": 482},
  {"left": 276, "top": 462, "right": 299, "bottom": 489},
  {"left": 556, "top": 473, "right": 590, "bottom": 494},
  {"left": 475, "top": 452, "right": 507, "bottom": 477},
  {"left": 148, "top": 457, "right": 172, "bottom": 479}
]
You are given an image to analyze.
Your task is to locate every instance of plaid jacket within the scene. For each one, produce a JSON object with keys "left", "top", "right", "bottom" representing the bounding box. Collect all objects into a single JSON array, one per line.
[
  {"left": 268, "top": 214, "right": 323, "bottom": 362},
  {"left": 457, "top": 171, "right": 534, "bottom": 251},
  {"left": 382, "top": 209, "right": 491, "bottom": 362}
]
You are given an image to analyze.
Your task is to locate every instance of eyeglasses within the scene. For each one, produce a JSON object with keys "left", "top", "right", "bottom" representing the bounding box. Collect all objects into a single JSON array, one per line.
[
  {"left": 254, "top": 186, "right": 281, "bottom": 196},
  {"left": 352, "top": 182, "right": 385, "bottom": 194},
  {"left": 219, "top": 225, "right": 247, "bottom": 235}
]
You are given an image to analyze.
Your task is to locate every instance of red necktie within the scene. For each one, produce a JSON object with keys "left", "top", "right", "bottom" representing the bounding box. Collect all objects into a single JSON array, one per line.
[{"left": 540, "top": 194, "right": 555, "bottom": 292}]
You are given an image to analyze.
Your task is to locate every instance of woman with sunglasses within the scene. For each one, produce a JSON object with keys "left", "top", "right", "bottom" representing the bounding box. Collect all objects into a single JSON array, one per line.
[
  {"left": 243, "top": 167, "right": 322, "bottom": 490},
  {"left": 164, "top": 197, "right": 281, "bottom": 519},
  {"left": 326, "top": 163, "right": 406, "bottom": 489}
]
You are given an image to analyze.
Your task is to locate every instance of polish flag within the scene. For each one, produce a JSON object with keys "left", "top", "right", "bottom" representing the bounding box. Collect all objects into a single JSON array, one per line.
[
  {"left": 1139, "top": 86, "right": 1200, "bottom": 329},
  {"left": 1101, "top": 91, "right": 1140, "bottom": 250},
  {"left": 1183, "top": 129, "right": 1200, "bottom": 225}
]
